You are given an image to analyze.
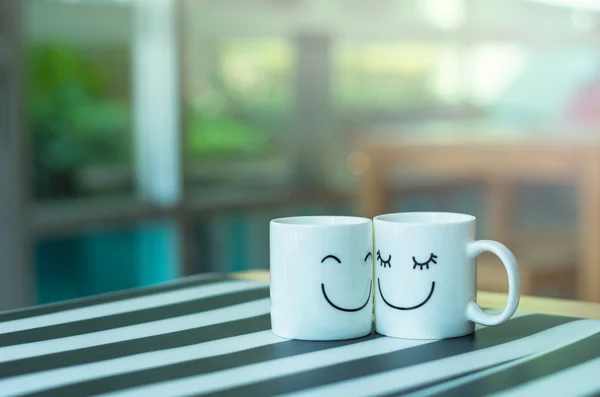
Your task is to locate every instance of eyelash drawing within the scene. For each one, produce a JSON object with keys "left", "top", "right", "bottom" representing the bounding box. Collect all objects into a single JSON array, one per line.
[
  {"left": 321, "top": 255, "right": 341, "bottom": 264},
  {"left": 364, "top": 252, "right": 372, "bottom": 262},
  {"left": 376, "top": 250, "right": 392, "bottom": 268},
  {"left": 412, "top": 253, "right": 437, "bottom": 270}
]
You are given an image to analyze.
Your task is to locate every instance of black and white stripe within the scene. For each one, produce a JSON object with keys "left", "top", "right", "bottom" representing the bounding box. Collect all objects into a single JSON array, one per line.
[
  {"left": 0, "top": 278, "right": 264, "bottom": 336},
  {"left": 0, "top": 274, "right": 230, "bottom": 324},
  {"left": 407, "top": 325, "right": 600, "bottom": 397},
  {"left": 0, "top": 274, "right": 599, "bottom": 397},
  {"left": 91, "top": 314, "right": 582, "bottom": 397},
  {"left": 490, "top": 356, "right": 600, "bottom": 397},
  {"left": 279, "top": 319, "right": 600, "bottom": 397}
]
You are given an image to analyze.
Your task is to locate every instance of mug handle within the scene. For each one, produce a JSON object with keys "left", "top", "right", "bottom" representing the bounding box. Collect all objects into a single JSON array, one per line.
[{"left": 465, "top": 240, "right": 521, "bottom": 326}]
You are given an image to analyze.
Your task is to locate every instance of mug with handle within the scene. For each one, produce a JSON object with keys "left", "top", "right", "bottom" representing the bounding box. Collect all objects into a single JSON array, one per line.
[
  {"left": 374, "top": 212, "right": 520, "bottom": 339},
  {"left": 270, "top": 216, "right": 374, "bottom": 341}
]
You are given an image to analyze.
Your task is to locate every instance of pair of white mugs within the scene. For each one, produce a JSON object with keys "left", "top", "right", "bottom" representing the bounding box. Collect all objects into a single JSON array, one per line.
[{"left": 270, "top": 212, "right": 520, "bottom": 341}]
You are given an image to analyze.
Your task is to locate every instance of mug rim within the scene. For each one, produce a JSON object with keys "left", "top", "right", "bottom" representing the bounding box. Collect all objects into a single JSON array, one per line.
[
  {"left": 374, "top": 211, "right": 475, "bottom": 225},
  {"left": 271, "top": 215, "right": 371, "bottom": 227}
]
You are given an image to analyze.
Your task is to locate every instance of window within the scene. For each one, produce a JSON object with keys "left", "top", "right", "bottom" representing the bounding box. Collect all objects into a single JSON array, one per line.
[
  {"left": 183, "top": 39, "right": 293, "bottom": 161},
  {"left": 26, "top": 0, "right": 133, "bottom": 200}
]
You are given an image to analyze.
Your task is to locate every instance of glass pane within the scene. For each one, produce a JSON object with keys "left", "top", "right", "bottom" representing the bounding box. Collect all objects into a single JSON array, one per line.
[
  {"left": 467, "top": 43, "right": 600, "bottom": 130},
  {"left": 464, "top": 43, "right": 530, "bottom": 106},
  {"left": 334, "top": 41, "right": 461, "bottom": 112},
  {"left": 464, "top": 1, "right": 600, "bottom": 131},
  {"left": 181, "top": 27, "right": 295, "bottom": 187},
  {"left": 26, "top": 0, "right": 133, "bottom": 200},
  {"left": 472, "top": 0, "right": 599, "bottom": 39},
  {"left": 179, "top": 0, "right": 470, "bottom": 189},
  {"left": 184, "top": 39, "right": 293, "bottom": 161}
]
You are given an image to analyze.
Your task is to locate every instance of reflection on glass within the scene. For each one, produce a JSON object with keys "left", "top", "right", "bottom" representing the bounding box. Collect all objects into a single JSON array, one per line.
[
  {"left": 465, "top": 43, "right": 529, "bottom": 105},
  {"left": 468, "top": 44, "right": 600, "bottom": 130},
  {"left": 417, "top": 0, "right": 466, "bottom": 30},
  {"left": 334, "top": 41, "right": 461, "bottom": 111},
  {"left": 184, "top": 39, "right": 293, "bottom": 161},
  {"left": 182, "top": 34, "right": 294, "bottom": 188}
]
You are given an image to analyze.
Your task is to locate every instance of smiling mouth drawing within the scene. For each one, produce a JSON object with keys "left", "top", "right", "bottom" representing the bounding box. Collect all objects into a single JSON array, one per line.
[
  {"left": 321, "top": 280, "right": 372, "bottom": 312},
  {"left": 377, "top": 278, "right": 435, "bottom": 310}
]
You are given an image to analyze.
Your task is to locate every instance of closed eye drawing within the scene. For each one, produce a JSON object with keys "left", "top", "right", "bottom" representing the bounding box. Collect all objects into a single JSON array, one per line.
[
  {"left": 376, "top": 250, "right": 392, "bottom": 268},
  {"left": 413, "top": 253, "right": 437, "bottom": 270}
]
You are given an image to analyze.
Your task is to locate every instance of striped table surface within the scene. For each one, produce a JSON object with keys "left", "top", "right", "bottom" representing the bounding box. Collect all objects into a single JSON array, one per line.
[{"left": 1, "top": 275, "right": 600, "bottom": 397}]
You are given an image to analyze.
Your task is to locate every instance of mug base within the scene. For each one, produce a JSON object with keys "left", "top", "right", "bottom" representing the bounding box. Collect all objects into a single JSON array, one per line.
[
  {"left": 271, "top": 328, "right": 373, "bottom": 341},
  {"left": 375, "top": 328, "right": 474, "bottom": 340}
]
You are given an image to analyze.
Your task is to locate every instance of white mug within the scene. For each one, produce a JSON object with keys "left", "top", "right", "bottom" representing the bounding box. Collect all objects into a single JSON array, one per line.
[
  {"left": 270, "top": 216, "right": 373, "bottom": 340},
  {"left": 374, "top": 212, "right": 520, "bottom": 340}
]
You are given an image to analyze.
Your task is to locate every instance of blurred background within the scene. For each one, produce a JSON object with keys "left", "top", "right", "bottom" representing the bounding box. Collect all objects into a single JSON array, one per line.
[{"left": 2, "top": 0, "right": 600, "bottom": 310}]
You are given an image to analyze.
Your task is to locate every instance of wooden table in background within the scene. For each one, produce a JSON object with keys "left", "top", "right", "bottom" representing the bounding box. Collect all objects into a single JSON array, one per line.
[
  {"left": 236, "top": 270, "right": 600, "bottom": 320},
  {"left": 356, "top": 138, "right": 600, "bottom": 303}
]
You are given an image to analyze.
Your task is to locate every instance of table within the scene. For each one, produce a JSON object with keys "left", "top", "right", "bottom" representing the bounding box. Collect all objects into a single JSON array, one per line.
[
  {"left": 1, "top": 271, "right": 600, "bottom": 397},
  {"left": 357, "top": 137, "right": 600, "bottom": 303}
]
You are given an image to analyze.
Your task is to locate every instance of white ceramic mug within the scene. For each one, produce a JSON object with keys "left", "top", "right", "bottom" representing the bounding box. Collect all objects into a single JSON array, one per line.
[
  {"left": 270, "top": 216, "right": 374, "bottom": 340},
  {"left": 374, "top": 212, "right": 520, "bottom": 340}
]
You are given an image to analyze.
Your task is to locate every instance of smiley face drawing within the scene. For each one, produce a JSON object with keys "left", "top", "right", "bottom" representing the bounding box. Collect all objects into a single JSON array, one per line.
[
  {"left": 376, "top": 250, "right": 437, "bottom": 310},
  {"left": 320, "top": 252, "right": 373, "bottom": 312},
  {"left": 269, "top": 215, "right": 374, "bottom": 341}
]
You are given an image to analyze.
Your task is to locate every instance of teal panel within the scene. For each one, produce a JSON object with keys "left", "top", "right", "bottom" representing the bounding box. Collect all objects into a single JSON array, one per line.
[
  {"left": 81, "top": 228, "right": 137, "bottom": 296},
  {"left": 35, "top": 223, "right": 178, "bottom": 304},
  {"left": 35, "top": 237, "right": 86, "bottom": 304},
  {"left": 136, "top": 222, "right": 179, "bottom": 286},
  {"left": 229, "top": 214, "right": 247, "bottom": 272}
]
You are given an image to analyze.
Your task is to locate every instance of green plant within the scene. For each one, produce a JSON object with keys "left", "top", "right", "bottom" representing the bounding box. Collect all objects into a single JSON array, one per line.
[{"left": 29, "top": 45, "right": 131, "bottom": 198}]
